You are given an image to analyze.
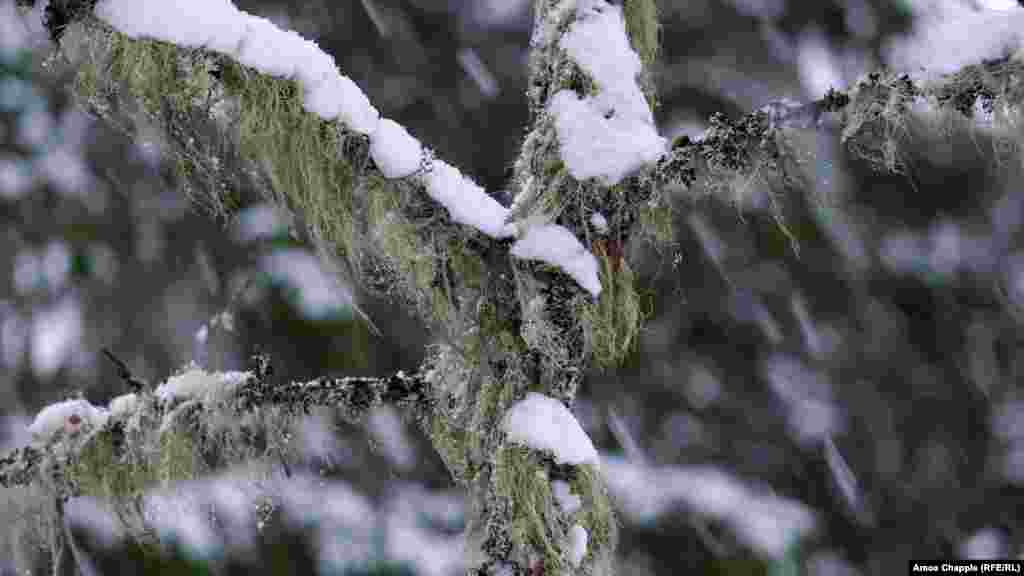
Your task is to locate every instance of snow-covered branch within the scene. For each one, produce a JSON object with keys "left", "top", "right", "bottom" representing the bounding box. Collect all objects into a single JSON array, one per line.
[
  {"left": 0, "top": 355, "right": 434, "bottom": 490},
  {"left": 18, "top": 0, "right": 1024, "bottom": 574}
]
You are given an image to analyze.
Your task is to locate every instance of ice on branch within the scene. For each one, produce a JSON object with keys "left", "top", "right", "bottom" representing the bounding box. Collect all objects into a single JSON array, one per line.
[
  {"left": 501, "top": 392, "right": 599, "bottom": 466},
  {"left": 27, "top": 398, "right": 108, "bottom": 441},
  {"left": 549, "top": 1, "right": 666, "bottom": 185},
  {"left": 510, "top": 224, "right": 602, "bottom": 297}
]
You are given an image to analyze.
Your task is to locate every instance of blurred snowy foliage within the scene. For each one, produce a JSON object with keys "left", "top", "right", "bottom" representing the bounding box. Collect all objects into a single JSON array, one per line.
[{"left": 3, "top": 0, "right": 1024, "bottom": 575}]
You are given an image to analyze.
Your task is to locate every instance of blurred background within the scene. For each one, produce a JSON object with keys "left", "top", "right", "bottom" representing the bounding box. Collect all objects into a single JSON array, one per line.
[{"left": 2, "top": 0, "right": 1024, "bottom": 574}]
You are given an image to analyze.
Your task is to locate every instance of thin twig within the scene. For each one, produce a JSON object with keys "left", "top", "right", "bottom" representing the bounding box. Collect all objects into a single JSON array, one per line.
[{"left": 100, "top": 348, "right": 149, "bottom": 394}]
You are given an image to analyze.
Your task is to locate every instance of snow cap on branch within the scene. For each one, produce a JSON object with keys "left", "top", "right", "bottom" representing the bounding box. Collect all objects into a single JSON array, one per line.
[
  {"left": 568, "top": 524, "right": 588, "bottom": 567},
  {"left": 549, "top": 1, "right": 666, "bottom": 185},
  {"left": 510, "top": 224, "right": 602, "bottom": 297},
  {"left": 94, "top": 0, "right": 247, "bottom": 52},
  {"left": 27, "top": 398, "right": 108, "bottom": 441},
  {"left": 235, "top": 14, "right": 307, "bottom": 79},
  {"left": 418, "top": 159, "right": 516, "bottom": 239},
  {"left": 92, "top": 0, "right": 605, "bottom": 296},
  {"left": 107, "top": 392, "right": 139, "bottom": 419},
  {"left": 370, "top": 119, "right": 424, "bottom": 179},
  {"left": 501, "top": 392, "right": 599, "bottom": 466},
  {"left": 155, "top": 367, "right": 252, "bottom": 404},
  {"left": 94, "top": 0, "right": 381, "bottom": 135}
]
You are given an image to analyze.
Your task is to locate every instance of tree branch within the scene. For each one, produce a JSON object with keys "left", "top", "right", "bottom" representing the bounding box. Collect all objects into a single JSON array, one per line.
[
  {"left": 0, "top": 352, "right": 435, "bottom": 487},
  {"left": 18, "top": 1, "right": 1024, "bottom": 575}
]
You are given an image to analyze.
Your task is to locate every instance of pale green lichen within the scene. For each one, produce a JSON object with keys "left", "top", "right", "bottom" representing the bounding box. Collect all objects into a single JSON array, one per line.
[
  {"left": 638, "top": 197, "right": 675, "bottom": 246},
  {"left": 623, "top": 0, "right": 660, "bottom": 69},
  {"left": 428, "top": 408, "right": 473, "bottom": 483},
  {"left": 221, "top": 59, "right": 359, "bottom": 269},
  {"left": 578, "top": 245, "right": 642, "bottom": 368},
  {"left": 376, "top": 211, "right": 438, "bottom": 305},
  {"left": 106, "top": 34, "right": 216, "bottom": 121},
  {"left": 494, "top": 445, "right": 565, "bottom": 573},
  {"left": 623, "top": 0, "right": 661, "bottom": 109},
  {"left": 569, "top": 464, "right": 617, "bottom": 570}
]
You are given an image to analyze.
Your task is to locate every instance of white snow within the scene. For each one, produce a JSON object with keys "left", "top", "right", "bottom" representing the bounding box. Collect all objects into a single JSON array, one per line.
[
  {"left": 501, "top": 392, "right": 599, "bottom": 467},
  {"left": 549, "top": 2, "right": 667, "bottom": 185},
  {"left": 418, "top": 159, "right": 516, "bottom": 239},
  {"left": 235, "top": 15, "right": 306, "bottom": 79},
  {"left": 601, "top": 457, "right": 816, "bottom": 559},
  {"left": 510, "top": 223, "right": 602, "bottom": 297},
  {"left": 0, "top": 155, "right": 33, "bottom": 200},
  {"left": 155, "top": 367, "right": 251, "bottom": 404},
  {"left": 549, "top": 90, "right": 665, "bottom": 186},
  {"left": 27, "top": 398, "right": 108, "bottom": 441},
  {"left": 302, "top": 66, "right": 381, "bottom": 135},
  {"left": 143, "top": 485, "right": 223, "bottom": 559},
  {"left": 366, "top": 405, "right": 415, "bottom": 471},
  {"left": 107, "top": 393, "right": 139, "bottom": 419},
  {"left": 0, "top": 0, "right": 50, "bottom": 55},
  {"left": 64, "top": 496, "right": 127, "bottom": 550},
  {"left": 589, "top": 212, "right": 608, "bottom": 234},
  {"left": 0, "top": 0, "right": 29, "bottom": 55},
  {"left": 260, "top": 248, "right": 355, "bottom": 320},
  {"left": 551, "top": 480, "right": 582, "bottom": 515},
  {"left": 568, "top": 524, "right": 588, "bottom": 567},
  {"left": 41, "top": 241, "right": 71, "bottom": 292},
  {"left": 796, "top": 28, "right": 844, "bottom": 100},
  {"left": 883, "top": 4, "right": 1024, "bottom": 76},
  {"left": 370, "top": 118, "right": 424, "bottom": 179},
  {"left": 384, "top": 486, "right": 467, "bottom": 576},
  {"left": 979, "top": 0, "right": 1020, "bottom": 9},
  {"left": 94, "top": 0, "right": 248, "bottom": 54},
  {"left": 90, "top": 0, "right": 612, "bottom": 297},
  {"left": 30, "top": 297, "right": 82, "bottom": 380},
  {"left": 93, "top": 0, "right": 381, "bottom": 135},
  {"left": 961, "top": 527, "right": 1007, "bottom": 559}
]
